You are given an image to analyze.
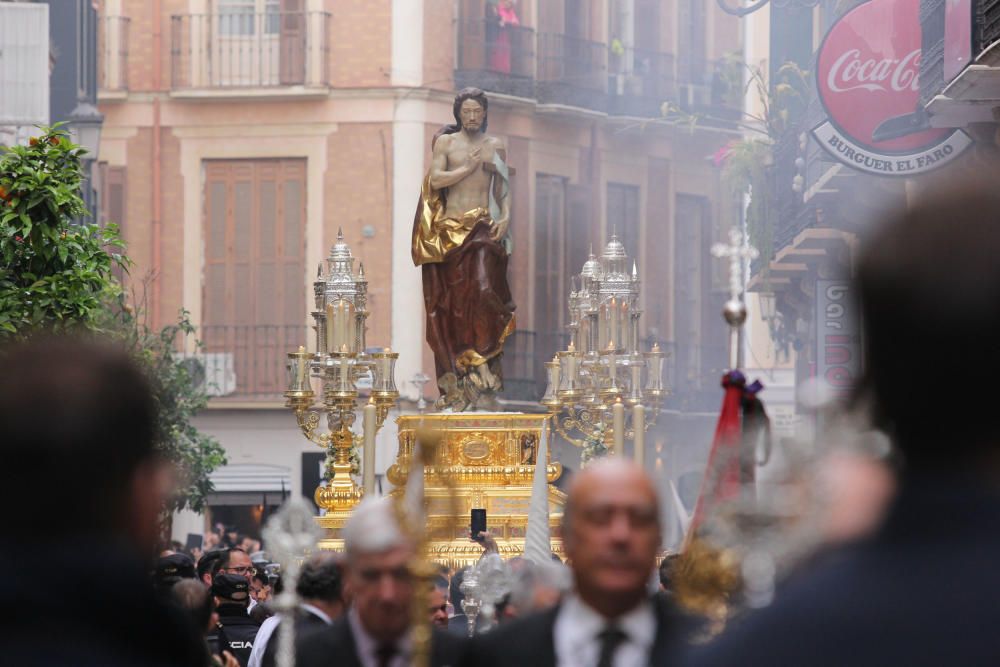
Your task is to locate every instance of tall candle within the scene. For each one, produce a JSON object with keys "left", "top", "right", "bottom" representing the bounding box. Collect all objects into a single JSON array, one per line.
[
  {"left": 296, "top": 346, "right": 307, "bottom": 388},
  {"left": 609, "top": 298, "right": 618, "bottom": 349},
  {"left": 326, "top": 302, "right": 337, "bottom": 353},
  {"left": 633, "top": 404, "right": 645, "bottom": 467},
  {"left": 345, "top": 302, "right": 355, "bottom": 353},
  {"left": 622, "top": 300, "right": 631, "bottom": 352},
  {"left": 338, "top": 355, "right": 351, "bottom": 391},
  {"left": 363, "top": 398, "right": 377, "bottom": 495},
  {"left": 612, "top": 398, "right": 625, "bottom": 456},
  {"left": 598, "top": 303, "right": 607, "bottom": 350},
  {"left": 339, "top": 302, "right": 349, "bottom": 354}
]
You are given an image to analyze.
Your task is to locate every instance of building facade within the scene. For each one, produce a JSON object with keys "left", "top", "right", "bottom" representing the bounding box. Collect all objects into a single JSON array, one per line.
[{"left": 95, "top": 0, "right": 743, "bottom": 540}]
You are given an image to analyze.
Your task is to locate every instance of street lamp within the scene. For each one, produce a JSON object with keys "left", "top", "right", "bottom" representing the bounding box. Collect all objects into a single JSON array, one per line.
[
  {"left": 68, "top": 101, "right": 104, "bottom": 160},
  {"left": 68, "top": 102, "right": 104, "bottom": 221}
]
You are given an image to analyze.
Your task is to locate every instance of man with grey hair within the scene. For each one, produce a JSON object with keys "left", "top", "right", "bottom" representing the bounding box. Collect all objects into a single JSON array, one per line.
[
  {"left": 467, "top": 458, "right": 685, "bottom": 666},
  {"left": 297, "top": 497, "right": 467, "bottom": 666},
  {"left": 251, "top": 552, "right": 345, "bottom": 667}
]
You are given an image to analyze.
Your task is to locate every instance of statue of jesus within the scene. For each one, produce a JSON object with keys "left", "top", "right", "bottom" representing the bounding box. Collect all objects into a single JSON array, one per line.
[{"left": 412, "top": 88, "right": 515, "bottom": 411}]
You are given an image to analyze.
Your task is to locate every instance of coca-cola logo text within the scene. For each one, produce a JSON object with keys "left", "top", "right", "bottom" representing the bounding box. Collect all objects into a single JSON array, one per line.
[{"left": 826, "top": 48, "right": 920, "bottom": 94}]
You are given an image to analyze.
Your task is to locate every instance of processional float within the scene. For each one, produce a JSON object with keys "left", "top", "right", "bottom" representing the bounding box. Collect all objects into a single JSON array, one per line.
[{"left": 274, "top": 87, "right": 682, "bottom": 662}]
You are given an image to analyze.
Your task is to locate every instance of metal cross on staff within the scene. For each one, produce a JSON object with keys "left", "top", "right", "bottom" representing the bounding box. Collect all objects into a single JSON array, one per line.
[
  {"left": 711, "top": 227, "right": 759, "bottom": 370},
  {"left": 262, "top": 497, "right": 321, "bottom": 667}
]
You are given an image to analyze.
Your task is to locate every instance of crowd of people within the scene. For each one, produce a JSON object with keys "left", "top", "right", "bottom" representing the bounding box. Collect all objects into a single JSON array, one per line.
[
  {"left": 3, "top": 181, "right": 1000, "bottom": 665},
  {"left": 153, "top": 454, "right": 668, "bottom": 667}
]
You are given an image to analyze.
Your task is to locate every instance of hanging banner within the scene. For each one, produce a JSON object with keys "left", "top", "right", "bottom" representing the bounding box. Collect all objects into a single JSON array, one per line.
[{"left": 813, "top": 0, "right": 971, "bottom": 176}]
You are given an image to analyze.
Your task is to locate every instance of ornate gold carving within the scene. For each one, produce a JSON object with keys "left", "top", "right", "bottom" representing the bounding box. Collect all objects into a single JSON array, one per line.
[{"left": 382, "top": 413, "right": 566, "bottom": 565}]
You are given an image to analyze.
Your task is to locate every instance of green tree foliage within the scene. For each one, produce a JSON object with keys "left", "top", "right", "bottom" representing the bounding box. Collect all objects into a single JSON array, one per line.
[
  {"left": 114, "top": 299, "right": 228, "bottom": 513},
  {"left": 0, "top": 125, "right": 127, "bottom": 335},
  {"left": 0, "top": 126, "right": 225, "bottom": 514}
]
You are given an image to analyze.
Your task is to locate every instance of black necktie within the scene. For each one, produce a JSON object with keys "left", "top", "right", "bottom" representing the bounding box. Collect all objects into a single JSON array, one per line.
[
  {"left": 375, "top": 642, "right": 397, "bottom": 667},
  {"left": 596, "top": 626, "right": 628, "bottom": 667}
]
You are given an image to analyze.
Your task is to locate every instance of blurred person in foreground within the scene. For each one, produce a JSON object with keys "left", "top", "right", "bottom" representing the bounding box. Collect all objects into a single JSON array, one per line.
[
  {"left": 208, "top": 573, "right": 261, "bottom": 666},
  {"left": 467, "top": 458, "right": 686, "bottom": 666},
  {"left": 682, "top": 183, "right": 1000, "bottom": 666},
  {"left": 253, "top": 552, "right": 345, "bottom": 667},
  {"left": 173, "top": 579, "right": 240, "bottom": 667},
  {"left": 0, "top": 337, "right": 205, "bottom": 666},
  {"left": 296, "top": 497, "right": 466, "bottom": 667}
]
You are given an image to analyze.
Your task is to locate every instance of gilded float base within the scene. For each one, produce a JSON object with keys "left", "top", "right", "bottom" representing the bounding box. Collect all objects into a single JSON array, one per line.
[{"left": 316, "top": 412, "right": 566, "bottom": 566}]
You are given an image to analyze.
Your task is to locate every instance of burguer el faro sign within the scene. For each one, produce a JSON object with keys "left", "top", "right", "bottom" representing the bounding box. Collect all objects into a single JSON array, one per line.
[{"left": 813, "top": 0, "right": 971, "bottom": 176}]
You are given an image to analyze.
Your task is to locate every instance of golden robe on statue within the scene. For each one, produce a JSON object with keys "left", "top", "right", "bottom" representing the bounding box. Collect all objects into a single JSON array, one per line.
[{"left": 411, "top": 163, "right": 515, "bottom": 411}]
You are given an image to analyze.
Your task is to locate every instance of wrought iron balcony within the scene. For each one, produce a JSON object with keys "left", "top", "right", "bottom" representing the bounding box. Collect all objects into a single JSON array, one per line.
[
  {"left": 98, "top": 15, "right": 130, "bottom": 93},
  {"left": 170, "top": 11, "right": 330, "bottom": 91},
  {"left": 536, "top": 33, "right": 608, "bottom": 112},
  {"left": 607, "top": 46, "right": 676, "bottom": 117},
  {"left": 455, "top": 18, "right": 535, "bottom": 99},
  {"left": 676, "top": 58, "right": 742, "bottom": 125},
  {"left": 177, "top": 324, "right": 308, "bottom": 402}
]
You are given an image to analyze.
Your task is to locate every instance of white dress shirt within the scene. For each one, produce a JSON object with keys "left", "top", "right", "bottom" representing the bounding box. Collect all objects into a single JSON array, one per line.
[
  {"left": 246, "top": 604, "right": 333, "bottom": 667},
  {"left": 553, "top": 594, "right": 656, "bottom": 667},
  {"left": 348, "top": 608, "right": 413, "bottom": 667}
]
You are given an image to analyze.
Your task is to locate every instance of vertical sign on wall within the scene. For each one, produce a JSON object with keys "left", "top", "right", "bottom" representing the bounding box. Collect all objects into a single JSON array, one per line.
[{"left": 815, "top": 280, "right": 861, "bottom": 396}]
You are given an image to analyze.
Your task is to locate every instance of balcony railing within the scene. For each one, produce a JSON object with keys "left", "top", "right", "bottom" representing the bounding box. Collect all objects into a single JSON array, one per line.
[
  {"left": 919, "top": 0, "right": 993, "bottom": 107},
  {"left": 170, "top": 11, "right": 329, "bottom": 90},
  {"left": 455, "top": 18, "right": 535, "bottom": 99},
  {"left": 98, "top": 15, "right": 130, "bottom": 92},
  {"left": 676, "top": 58, "right": 742, "bottom": 124},
  {"left": 608, "top": 46, "right": 676, "bottom": 117},
  {"left": 536, "top": 33, "right": 608, "bottom": 111},
  {"left": 177, "top": 324, "right": 308, "bottom": 402}
]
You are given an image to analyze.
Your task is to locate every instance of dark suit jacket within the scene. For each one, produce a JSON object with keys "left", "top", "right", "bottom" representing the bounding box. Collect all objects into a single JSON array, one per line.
[
  {"left": 465, "top": 595, "right": 689, "bottom": 667},
  {"left": 681, "top": 477, "right": 1000, "bottom": 667},
  {"left": 296, "top": 615, "right": 467, "bottom": 667}
]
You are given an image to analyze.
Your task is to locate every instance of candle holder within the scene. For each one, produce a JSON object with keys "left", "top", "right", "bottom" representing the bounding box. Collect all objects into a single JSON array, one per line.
[
  {"left": 542, "top": 236, "right": 668, "bottom": 462},
  {"left": 285, "top": 230, "right": 399, "bottom": 514}
]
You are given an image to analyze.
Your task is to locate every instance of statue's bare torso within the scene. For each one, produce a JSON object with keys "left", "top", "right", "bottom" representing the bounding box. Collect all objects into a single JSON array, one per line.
[
  {"left": 428, "top": 97, "right": 509, "bottom": 239},
  {"left": 436, "top": 132, "right": 501, "bottom": 217}
]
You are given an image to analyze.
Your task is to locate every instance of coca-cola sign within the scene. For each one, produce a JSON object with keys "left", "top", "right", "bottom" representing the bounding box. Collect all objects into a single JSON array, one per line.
[{"left": 813, "top": 0, "right": 970, "bottom": 176}]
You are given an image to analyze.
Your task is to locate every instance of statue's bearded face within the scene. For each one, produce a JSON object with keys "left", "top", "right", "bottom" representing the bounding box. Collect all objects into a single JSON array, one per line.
[{"left": 459, "top": 99, "right": 485, "bottom": 133}]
